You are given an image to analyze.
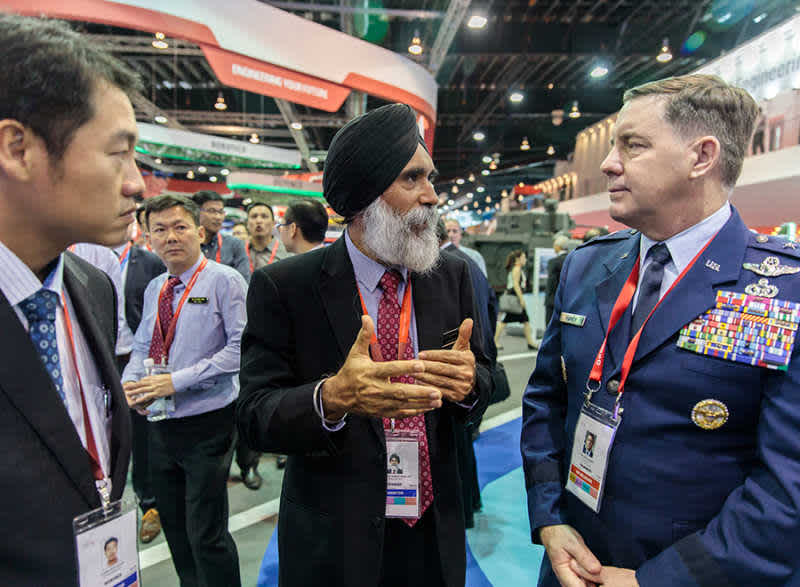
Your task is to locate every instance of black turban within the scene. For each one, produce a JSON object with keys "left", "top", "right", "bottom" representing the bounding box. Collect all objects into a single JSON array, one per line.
[{"left": 323, "top": 103, "right": 429, "bottom": 219}]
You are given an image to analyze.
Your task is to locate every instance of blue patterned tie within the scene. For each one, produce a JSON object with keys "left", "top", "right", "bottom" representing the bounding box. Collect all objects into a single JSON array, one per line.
[
  {"left": 20, "top": 289, "right": 65, "bottom": 402},
  {"left": 631, "top": 243, "right": 672, "bottom": 336}
]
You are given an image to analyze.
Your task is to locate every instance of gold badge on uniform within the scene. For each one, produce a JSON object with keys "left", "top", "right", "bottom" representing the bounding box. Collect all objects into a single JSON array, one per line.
[{"left": 691, "top": 399, "right": 729, "bottom": 430}]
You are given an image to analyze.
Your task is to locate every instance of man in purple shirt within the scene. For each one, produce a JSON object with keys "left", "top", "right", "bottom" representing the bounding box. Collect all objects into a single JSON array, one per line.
[{"left": 239, "top": 103, "right": 493, "bottom": 587}]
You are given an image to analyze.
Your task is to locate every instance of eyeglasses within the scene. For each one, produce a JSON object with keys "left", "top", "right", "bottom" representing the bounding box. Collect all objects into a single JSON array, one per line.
[
  {"left": 276, "top": 221, "right": 294, "bottom": 229},
  {"left": 201, "top": 208, "right": 225, "bottom": 216}
]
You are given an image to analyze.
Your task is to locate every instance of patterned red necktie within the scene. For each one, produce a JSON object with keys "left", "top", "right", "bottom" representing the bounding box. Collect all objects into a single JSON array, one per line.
[
  {"left": 148, "top": 276, "right": 181, "bottom": 363},
  {"left": 378, "top": 270, "right": 433, "bottom": 526}
]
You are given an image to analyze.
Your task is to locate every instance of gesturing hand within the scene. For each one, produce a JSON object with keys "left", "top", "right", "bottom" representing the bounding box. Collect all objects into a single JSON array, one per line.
[
  {"left": 416, "top": 318, "right": 477, "bottom": 403},
  {"left": 322, "top": 315, "right": 442, "bottom": 420},
  {"left": 540, "top": 524, "right": 602, "bottom": 587}
]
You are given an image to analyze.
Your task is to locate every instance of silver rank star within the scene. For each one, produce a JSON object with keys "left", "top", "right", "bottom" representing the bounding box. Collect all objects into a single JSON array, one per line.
[
  {"left": 745, "top": 278, "right": 779, "bottom": 298},
  {"left": 783, "top": 241, "right": 798, "bottom": 250},
  {"left": 743, "top": 256, "right": 800, "bottom": 277}
]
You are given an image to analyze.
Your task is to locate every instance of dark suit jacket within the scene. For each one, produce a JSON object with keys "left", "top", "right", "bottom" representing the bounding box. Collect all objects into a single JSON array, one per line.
[
  {"left": 238, "top": 237, "right": 492, "bottom": 587},
  {"left": 124, "top": 245, "right": 165, "bottom": 334},
  {"left": 544, "top": 252, "right": 567, "bottom": 325},
  {"left": 0, "top": 252, "right": 131, "bottom": 586},
  {"left": 523, "top": 208, "right": 800, "bottom": 586}
]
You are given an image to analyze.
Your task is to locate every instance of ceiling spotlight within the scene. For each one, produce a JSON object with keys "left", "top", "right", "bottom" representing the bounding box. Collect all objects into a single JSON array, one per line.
[
  {"left": 462, "top": 205, "right": 468, "bottom": 211},
  {"left": 290, "top": 121, "right": 303, "bottom": 130},
  {"left": 186, "top": 170, "right": 195, "bottom": 179},
  {"left": 547, "top": 82, "right": 554, "bottom": 90},
  {"left": 509, "top": 90, "right": 525, "bottom": 103},
  {"left": 547, "top": 145, "right": 555, "bottom": 156},
  {"left": 520, "top": 137, "right": 531, "bottom": 151},
  {"left": 518, "top": 194, "right": 524, "bottom": 201},
  {"left": 154, "top": 115, "right": 168, "bottom": 124},
  {"left": 152, "top": 32, "right": 169, "bottom": 50},
  {"left": 466, "top": 192, "right": 474, "bottom": 199},
  {"left": 590, "top": 64, "right": 609, "bottom": 79},
  {"left": 452, "top": 185, "right": 459, "bottom": 193},
  {"left": 456, "top": 177, "right": 465, "bottom": 185},
  {"left": 154, "top": 158, "right": 162, "bottom": 165},
  {"left": 209, "top": 176, "right": 218, "bottom": 183},
  {"left": 408, "top": 31, "right": 423, "bottom": 55},
  {"left": 473, "top": 201, "right": 479, "bottom": 208},
  {"left": 482, "top": 155, "right": 492, "bottom": 164},
  {"left": 477, "top": 186, "right": 485, "bottom": 192},
  {"left": 485, "top": 195, "right": 491, "bottom": 203},
  {"left": 501, "top": 189, "right": 508, "bottom": 197},
  {"left": 656, "top": 38, "right": 673, "bottom": 63},
  {"left": 447, "top": 199, "right": 454, "bottom": 205},
  {"left": 220, "top": 168, "right": 230, "bottom": 176},
  {"left": 249, "top": 133, "right": 260, "bottom": 144},
  {"left": 468, "top": 173, "right": 476, "bottom": 182},
  {"left": 214, "top": 92, "right": 227, "bottom": 111},
  {"left": 485, "top": 206, "right": 491, "bottom": 212},
  {"left": 568, "top": 101, "right": 581, "bottom": 118},
  {"left": 495, "top": 203, "right": 500, "bottom": 209},
  {"left": 489, "top": 161, "right": 497, "bottom": 170},
  {"left": 197, "top": 166, "right": 207, "bottom": 173},
  {"left": 473, "top": 130, "right": 486, "bottom": 141},
  {"left": 481, "top": 169, "right": 490, "bottom": 176},
  {"left": 467, "top": 13, "right": 488, "bottom": 29},
  {"left": 309, "top": 156, "right": 319, "bottom": 163}
]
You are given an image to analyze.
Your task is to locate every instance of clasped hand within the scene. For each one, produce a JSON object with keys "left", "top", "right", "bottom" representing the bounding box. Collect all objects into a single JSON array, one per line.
[
  {"left": 322, "top": 315, "right": 477, "bottom": 420},
  {"left": 123, "top": 374, "right": 176, "bottom": 416}
]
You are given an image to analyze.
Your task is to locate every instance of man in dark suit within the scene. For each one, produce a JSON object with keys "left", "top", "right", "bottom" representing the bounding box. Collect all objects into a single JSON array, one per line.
[
  {"left": 0, "top": 14, "right": 143, "bottom": 585},
  {"left": 113, "top": 225, "right": 166, "bottom": 542},
  {"left": 523, "top": 74, "right": 800, "bottom": 586},
  {"left": 544, "top": 234, "right": 569, "bottom": 325},
  {"left": 239, "top": 104, "right": 493, "bottom": 586}
]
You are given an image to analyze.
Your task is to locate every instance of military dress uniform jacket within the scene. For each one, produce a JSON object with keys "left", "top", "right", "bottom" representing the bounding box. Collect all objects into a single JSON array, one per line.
[
  {"left": 237, "top": 236, "right": 493, "bottom": 586},
  {"left": 521, "top": 207, "right": 800, "bottom": 586}
]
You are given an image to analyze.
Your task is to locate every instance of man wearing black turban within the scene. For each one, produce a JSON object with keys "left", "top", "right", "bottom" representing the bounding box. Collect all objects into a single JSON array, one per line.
[{"left": 238, "top": 103, "right": 493, "bottom": 586}]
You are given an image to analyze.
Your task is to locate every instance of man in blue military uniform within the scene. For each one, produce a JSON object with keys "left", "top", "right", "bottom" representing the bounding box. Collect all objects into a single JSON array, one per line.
[{"left": 521, "top": 73, "right": 800, "bottom": 586}]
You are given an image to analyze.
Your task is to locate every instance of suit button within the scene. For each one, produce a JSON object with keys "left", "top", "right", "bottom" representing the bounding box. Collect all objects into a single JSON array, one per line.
[{"left": 606, "top": 379, "right": 620, "bottom": 394}]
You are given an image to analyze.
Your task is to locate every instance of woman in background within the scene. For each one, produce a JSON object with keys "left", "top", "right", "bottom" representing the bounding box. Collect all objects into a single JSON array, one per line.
[{"left": 494, "top": 250, "right": 538, "bottom": 350}]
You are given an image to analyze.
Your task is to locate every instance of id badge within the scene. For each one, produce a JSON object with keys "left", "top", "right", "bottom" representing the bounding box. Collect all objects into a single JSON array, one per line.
[
  {"left": 565, "top": 402, "right": 621, "bottom": 513},
  {"left": 73, "top": 499, "right": 140, "bottom": 587},
  {"left": 385, "top": 429, "right": 420, "bottom": 519}
]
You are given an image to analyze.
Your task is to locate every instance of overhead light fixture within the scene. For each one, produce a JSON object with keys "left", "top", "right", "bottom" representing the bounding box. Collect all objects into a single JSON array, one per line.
[
  {"left": 495, "top": 203, "right": 500, "bottom": 209},
  {"left": 456, "top": 178, "right": 465, "bottom": 185},
  {"left": 186, "top": 170, "right": 195, "bottom": 179},
  {"left": 568, "top": 101, "right": 581, "bottom": 118},
  {"left": 518, "top": 194, "right": 524, "bottom": 201},
  {"left": 452, "top": 185, "right": 459, "bottom": 193},
  {"left": 473, "top": 130, "right": 486, "bottom": 141},
  {"left": 547, "top": 82, "right": 554, "bottom": 90},
  {"left": 462, "top": 205, "right": 468, "bottom": 211},
  {"left": 473, "top": 201, "right": 479, "bottom": 208},
  {"left": 590, "top": 64, "right": 609, "bottom": 79},
  {"left": 408, "top": 31, "right": 423, "bottom": 55},
  {"left": 485, "top": 195, "right": 491, "bottom": 203},
  {"left": 249, "top": 133, "right": 260, "bottom": 144},
  {"left": 753, "top": 12, "right": 767, "bottom": 23},
  {"left": 520, "top": 136, "right": 531, "bottom": 151},
  {"left": 220, "top": 168, "right": 230, "bottom": 176},
  {"left": 547, "top": 145, "right": 555, "bottom": 156},
  {"left": 214, "top": 92, "right": 228, "bottom": 111},
  {"left": 447, "top": 199, "right": 454, "bottom": 205},
  {"left": 154, "top": 158, "right": 162, "bottom": 165},
  {"left": 466, "top": 192, "right": 474, "bottom": 199},
  {"left": 290, "top": 121, "right": 303, "bottom": 130},
  {"left": 209, "top": 176, "right": 218, "bottom": 183},
  {"left": 467, "top": 13, "right": 487, "bottom": 29},
  {"left": 656, "top": 38, "right": 673, "bottom": 63},
  {"left": 509, "top": 90, "right": 525, "bottom": 103},
  {"left": 152, "top": 32, "right": 169, "bottom": 50},
  {"left": 477, "top": 186, "right": 485, "bottom": 193},
  {"left": 481, "top": 169, "right": 490, "bottom": 176},
  {"left": 309, "top": 156, "right": 319, "bottom": 163},
  {"left": 501, "top": 189, "right": 508, "bottom": 197},
  {"left": 468, "top": 173, "right": 476, "bottom": 182},
  {"left": 154, "top": 115, "right": 168, "bottom": 124},
  {"left": 197, "top": 166, "right": 207, "bottom": 173},
  {"left": 489, "top": 161, "right": 497, "bottom": 170},
  {"left": 481, "top": 155, "right": 492, "bottom": 164}
]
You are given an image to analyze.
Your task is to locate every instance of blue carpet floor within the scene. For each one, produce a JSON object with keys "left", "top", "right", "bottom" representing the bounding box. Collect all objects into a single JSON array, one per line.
[{"left": 257, "top": 417, "right": 542, "bottom": 586}]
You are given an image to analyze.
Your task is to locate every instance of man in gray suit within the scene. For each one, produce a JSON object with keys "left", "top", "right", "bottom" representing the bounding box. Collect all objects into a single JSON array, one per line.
[{"left": 0, "top": 14, "right": 143, "bottom": 585}]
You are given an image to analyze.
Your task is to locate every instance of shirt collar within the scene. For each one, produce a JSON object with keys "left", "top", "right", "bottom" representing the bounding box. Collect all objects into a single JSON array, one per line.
[
  {"left": 440, "top": 242, "right": 453, "bottom": 250},
  {"left": 0, "top": 240, "right": 64, "bottom": 307},
  {"left": 344, "top": 230, "right": 408, "bottom": 293},
  {"left": 640, "top": 201, "right": 731, "bottom": 273},
  {"left": 175, "top": 254, "right": 205, "bottom": 284}
]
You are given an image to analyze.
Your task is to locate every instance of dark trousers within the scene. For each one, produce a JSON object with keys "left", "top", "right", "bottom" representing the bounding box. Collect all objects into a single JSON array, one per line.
[
  {"left": 150, "top": 403, "right": 241, "bottom": 587},
  {"left": 379, "top": 509, "right": 445, "bottom": 587},
  {"left": 130, "top": 410, "right": 156, "bottom": 512}
]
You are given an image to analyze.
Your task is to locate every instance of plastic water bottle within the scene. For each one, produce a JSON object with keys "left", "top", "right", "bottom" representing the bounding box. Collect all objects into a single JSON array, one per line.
[{"left": 143, "top": 357, "right": 174, "bottom": 422}]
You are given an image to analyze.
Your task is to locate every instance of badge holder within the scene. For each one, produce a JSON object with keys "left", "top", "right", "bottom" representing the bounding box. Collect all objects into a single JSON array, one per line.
[
  {"left": 73, "top": 498, "right": 140, "bottom": 587},
  {"left": 385, "top": 425, "right": 421, "bottom": 519},
  {"left": 565, "top": 391, "right": 621, "bottom": 514}
]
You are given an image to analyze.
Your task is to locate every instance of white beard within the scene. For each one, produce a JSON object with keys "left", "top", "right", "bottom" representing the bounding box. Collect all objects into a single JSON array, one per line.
[{"left": 358, "top": 198, "right": 440, "bottom": 274}]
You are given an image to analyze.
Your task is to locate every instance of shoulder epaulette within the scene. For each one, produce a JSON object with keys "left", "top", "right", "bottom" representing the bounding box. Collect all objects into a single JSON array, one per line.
[
  {"left": 575, "top": 228, "right": 637, "bottom": 250},
  {"left": 749, "top": 233, "right": 800, "bottom": 259}
]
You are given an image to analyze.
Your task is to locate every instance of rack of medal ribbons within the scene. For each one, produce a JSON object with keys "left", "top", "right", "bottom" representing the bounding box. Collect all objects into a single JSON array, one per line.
[{"left": 678, "top": 291, "right": 800, "bottom": 371}]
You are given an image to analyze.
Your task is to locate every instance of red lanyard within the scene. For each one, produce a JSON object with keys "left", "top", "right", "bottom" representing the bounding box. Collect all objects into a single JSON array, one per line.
[
  {"left": 356, "top": 278, "right": 413, "bottom": 362},
  {"left": 587, "top": 234, "right": 719, "bottom": 407},
  {"left": 60, "top": 293, "right": 104, "bottom": 482},
  {"left": 245, "top": 238, "right": 280, "bottom": 272},
  {"left": 152, "top": 258, "right": 208, "bottom": 361},
  {"left": 117, "top": 242, "right": 132, "bottom": 265},
  {"left": 215, "top": 233, "right": 222, "bottom": 263}
]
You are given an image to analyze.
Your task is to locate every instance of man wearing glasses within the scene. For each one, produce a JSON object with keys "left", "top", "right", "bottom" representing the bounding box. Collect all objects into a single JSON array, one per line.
[{"left": 193, "top": 191, "right": 249, "bottom": 282}]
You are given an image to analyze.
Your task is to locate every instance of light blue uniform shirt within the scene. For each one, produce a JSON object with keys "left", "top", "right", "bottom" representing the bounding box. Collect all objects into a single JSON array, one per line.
[{"left": 121, "top": 255, "right": 247, "bottom": 418}]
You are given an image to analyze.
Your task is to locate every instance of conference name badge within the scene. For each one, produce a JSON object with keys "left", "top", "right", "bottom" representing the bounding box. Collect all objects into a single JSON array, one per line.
[
  {"left": 560, "top": 312, "right": 586, "bottom": 327},
  {"left": 677, "top": 290, "right": 800, "bottom": 371},
  {"left": 74, "top": 499, "right": 140, "bottom": 587},
  {"left": 187, "top": 297, "right": 209, "bottom": 304},
  {"left": 385, "top": 429, "right": 421, "bottom": 519}
]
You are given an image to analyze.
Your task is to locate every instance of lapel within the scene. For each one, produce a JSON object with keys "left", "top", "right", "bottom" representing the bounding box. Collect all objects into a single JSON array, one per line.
[
  {"left": 63, "top": 255, "right": 130, "bottom": 501},
  {"left": 593, "top": 236, "right": 640, "bottom": 373},
  {"left": 632, "top": 209, "right": 749, "bottom": 363},
  {"left": 0, "top": 271, "right": 99, "bottom": 508}
]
